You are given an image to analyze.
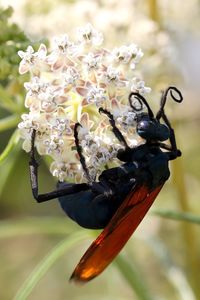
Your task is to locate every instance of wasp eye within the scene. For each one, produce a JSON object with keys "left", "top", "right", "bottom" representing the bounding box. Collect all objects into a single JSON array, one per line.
[
  {"left": 137, "top": 120, "right": 149, "bottom": 131},
  {"left": 137, "top": 119, "right": 170, "bottom": 141},
  {"left": 158, "top": 124, "right": 170, "bottom": 141},
  {"left": 137, "top": 120, "right": 153, "bottom": 139}
]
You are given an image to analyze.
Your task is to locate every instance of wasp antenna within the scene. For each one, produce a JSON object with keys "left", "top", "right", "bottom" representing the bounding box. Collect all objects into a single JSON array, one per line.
[
  {"left": 129, "top": 92, "right": 154, "bottom": 118},
  {"left": 169, "top": 87, "right": 183, "bottom": 103},
  {"left": 156, "top": 87, "right": 183, "bottom": 120}
]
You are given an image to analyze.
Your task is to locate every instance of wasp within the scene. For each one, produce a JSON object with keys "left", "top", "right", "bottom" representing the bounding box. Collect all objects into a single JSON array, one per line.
[{"left": 29, "top": 86, "right": 183, "bottom": 282}]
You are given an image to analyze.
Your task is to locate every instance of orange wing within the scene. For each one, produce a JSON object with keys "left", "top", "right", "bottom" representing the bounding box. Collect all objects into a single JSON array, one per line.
[{"left": 70, "top": 184, "right": 163, "bottom": 282}]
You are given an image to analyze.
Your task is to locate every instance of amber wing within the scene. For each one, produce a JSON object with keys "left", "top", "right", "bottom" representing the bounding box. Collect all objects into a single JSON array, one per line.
[{"left": 70, "top": 184, "right": 163, "bottom": 282}]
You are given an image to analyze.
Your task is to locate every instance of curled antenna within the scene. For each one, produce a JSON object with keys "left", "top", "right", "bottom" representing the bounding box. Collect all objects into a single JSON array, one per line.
[
  {"left": 129, "top": 92, "right": 154, "bottom": 118},
  {"left": 156, "top": 87, "right": 183, "bottom": 121}
]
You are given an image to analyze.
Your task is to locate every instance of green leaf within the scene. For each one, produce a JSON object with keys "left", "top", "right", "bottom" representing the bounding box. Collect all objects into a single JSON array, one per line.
[
  {"left": 0, "top": 132, "right": 21, "bottom": 198},
  {"left": 14, "top": 231, "right": 91, "bottom": 300},
  {"left": 153, "top": 210, "right": 200, "bottom": 225},
  {"left": 0, "top": 114, "right": 20, "bottom": 132},
  {"left": 0, "top": 128, "right": 20, "bottom": 164}
]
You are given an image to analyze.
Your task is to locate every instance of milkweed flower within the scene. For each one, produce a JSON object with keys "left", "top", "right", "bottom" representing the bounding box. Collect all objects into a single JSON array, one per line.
[{"left": 18, "top": 24, "right": 151, "bottom": 182}]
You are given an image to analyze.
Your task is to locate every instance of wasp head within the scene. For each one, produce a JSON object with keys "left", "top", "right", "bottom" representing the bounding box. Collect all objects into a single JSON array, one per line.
[{"left": 136, "top": 113, "right": 170, "bottom": 142}]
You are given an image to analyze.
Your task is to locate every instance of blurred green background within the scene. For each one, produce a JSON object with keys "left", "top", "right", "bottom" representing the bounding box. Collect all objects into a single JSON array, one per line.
[{"left": 0, "top": 1, "right": 200, "bottom": 300}]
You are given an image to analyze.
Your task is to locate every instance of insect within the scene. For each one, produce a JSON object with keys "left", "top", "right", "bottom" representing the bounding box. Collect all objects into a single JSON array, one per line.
[{"left": 29, "top": 86, "right": 183, "bottom": 282}]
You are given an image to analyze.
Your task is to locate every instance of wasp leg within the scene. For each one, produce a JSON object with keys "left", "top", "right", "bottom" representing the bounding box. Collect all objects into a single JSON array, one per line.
[
  {"left": 58, "top": 182, "right": 115, "bottom": 229},
  {"left": 99, "top": 107, "right": 129, "bottom": 149},
  {"left": 29, "top": 130, "right": 90, "bottom": 203},
  {"left": 91, "top": 180, "right": 114, "bottom": 198},
  {"left": 159, "top": 113, "right": 181, "bottom": 160},
  {"left": 74, "top": 123, "right": 92, "bottom": 182},
  {"left": 150, "top": 142, "right": 172, "bottom": 151}
]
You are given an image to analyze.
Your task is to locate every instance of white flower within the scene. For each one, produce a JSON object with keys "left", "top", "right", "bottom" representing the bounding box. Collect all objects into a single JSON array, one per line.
[
  {"left": 62, "top": 67, "right": 80, "bottom": 86},
  {"left": 77, "top": 125, "right": 121, "bottom": 180},
  {"left": 129, "top": 44, "right": 144, "bottom": 61},
  {"left": 131, "top": 78, "right": 151, "bottom": 95},
  {"left": 24, "top": 77, "right": 48, "bottom": 97},
  {"left": 111, "top": 44, "right": 143, "bottom": 69},
  {"left": 128, "top": 44, "right": 144, "bottom": 69},
  {"left": 18, "top": 113, "right": 39, "bottom": 131},
  {"left": 18, "top": 24, "right": 150, "bottom": 182},
  {"left": 53, "top": 118, "right": 72, "bottom": 135},
  {"left": 105, "top": 66, "right": 120, "bottom": 82},
  {"left": 83, "top": 52, "right": 102, "bottom": 71},
  {"left": 47, "top": 108, "right": 73, "bottom": 136},
  {"left": 116, "top": 111, "right": 136, "bottom": 130},
  {"left": 50, "top": 160, "right": 82, "bottom": 182},
  {"left": 52, "top": 34, "right": 72, "bottom": 53},
  {"left": 38, "top": 92, "right": 57, "bottom": 112},
  {"left": 18, "top": 46, "right": 34, "bottom": 63},
  {"left": 18, "top": 112, "right": 50, "bottom": 152},
  {"left": 77, "top": 23, "right": 103, "bottom": 46},
  {"left": 38, "top": 86, "right": 66, "bottom": 112},
  {"left": 86, "top": 86, "right": 107, "bottom": 106},
  {"left": 44, "top": 134, "right": 64, "bottom": 154},
  {"left": 112, "top": 45, "right": 133, "bottom": 64},
  {"left": 101, "top": 66, "right": 127, "bottom": 88},
  {"left": 18, "top": 44, "right": 47, "bottom": 74}
]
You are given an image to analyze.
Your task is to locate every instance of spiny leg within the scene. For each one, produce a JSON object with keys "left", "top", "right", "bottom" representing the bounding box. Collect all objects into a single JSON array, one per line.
[
  {"left": 29, "top": 129, "right": 90, "bottom": 202},
  {"left": 151, "top": 141, "right": 173, "bottom": 151},
  {"left": 74, "top": 123, "right": 92, "bottom": 182},
  {"left": 149, "top": 141, "right": 181, "bottom": 160},
  {"left": 29, "top": 129, "right": 39, "bottom": 199},
  {"left": 99, "top": 107, "right": 129, "bottom": 149}
]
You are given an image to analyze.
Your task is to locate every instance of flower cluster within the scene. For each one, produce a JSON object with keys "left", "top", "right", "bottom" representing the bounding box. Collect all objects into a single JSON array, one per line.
[{"left": 18, "top": 24, "right": 151, "bottom": 182}]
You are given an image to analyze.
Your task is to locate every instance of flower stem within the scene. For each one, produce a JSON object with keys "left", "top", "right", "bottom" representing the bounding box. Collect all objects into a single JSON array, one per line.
[
  {"left": 153, "top": 210, "right": 200, "bottom": 225},
  {"left": 148, "top": 0, "right": 161, "bottom": 24},
  {"left": 115, "top": 255, "right": 153, "bottom": 300},
  {"left": 172, "top": 154, "right": 200, "bottom": 299}
]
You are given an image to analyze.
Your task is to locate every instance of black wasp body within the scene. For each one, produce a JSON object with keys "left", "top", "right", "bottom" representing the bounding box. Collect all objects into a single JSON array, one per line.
[
  {"left": 58, "top": 143, "right": 170, "bottom": 229},
  {"left": 29, "top": 87, "right": 183, "bottom": 229}
]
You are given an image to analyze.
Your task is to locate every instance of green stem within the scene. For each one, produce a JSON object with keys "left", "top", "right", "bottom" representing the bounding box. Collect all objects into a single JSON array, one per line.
[
  {"left": 148, "top": 0, "right": 160, "bottom": 24},
  {"left": 115, "top": 255, "right": 153, "bottom": 300},
  {"left": 144, "top": 237, "right": 196, "bottom": 300},
  {"left": 172, "top": 156, "right": 200, "bottom": 299},
  {"left": 0, "top": 114, "right": 20, "bottom": 132},
  {"left": 153, "top": 210, "right": 200, "bottom": 225}
]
